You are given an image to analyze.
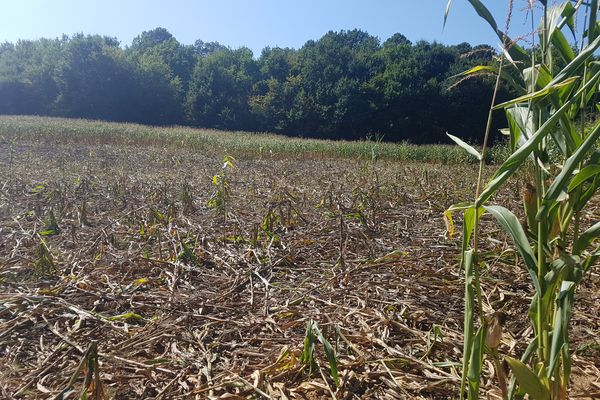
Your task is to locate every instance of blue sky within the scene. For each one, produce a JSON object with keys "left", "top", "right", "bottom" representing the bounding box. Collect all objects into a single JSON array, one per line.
[{"left": 0, "top": 1, "right": 543, "bottom": 55}]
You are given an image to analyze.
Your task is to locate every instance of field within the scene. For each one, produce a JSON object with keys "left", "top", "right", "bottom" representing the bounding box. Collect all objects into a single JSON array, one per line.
[{"left": 0, "top": 116, "right": 599, "bottom": 399}]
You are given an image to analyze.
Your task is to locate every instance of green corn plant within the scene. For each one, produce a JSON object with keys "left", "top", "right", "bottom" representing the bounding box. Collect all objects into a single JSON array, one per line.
[
  {"left": 33, "top": 235, "right": 56, "bottom": 277},
  {"left": 207, "top": 155, "right": 235, "bottom": 220},
  {"left": 177, "top": 239, "right": 198, "bottom": 265},
  {"left": 40, "top": 209, "right": 61, "bottom": 236},
  {"left": 445, "top": 0, "right": 600, "bottom": 398},
  {"left": 300, "top": 320, "right": 340, "bottom": 387}
]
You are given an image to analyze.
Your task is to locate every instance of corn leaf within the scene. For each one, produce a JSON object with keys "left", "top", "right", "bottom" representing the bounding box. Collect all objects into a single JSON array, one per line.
[
  {"left": 467, "top": 0, "right": 497, "bottom": 30},
  {"left": 460, "top": 249, "right": 475, "bottom": 399},
  {"left": 562, "top": 339, "right": 572, "bottom": 391},
  {"left": 477, "top": 72, "right": 600, "bottom": 207},
  {"left": 505, "top": 109, "right": 520, "bottom": 152},
  {"left": 505, "top": 356, "right": 550, "bottom": 399},
  {"left": 547, "top": 33, "right": 600, "bottom": 88},
  {"left": 573, "top": 176, "right": 600, "bottom": 213},
  {"left": 568, "top": 165, "right": 600, "bottom": 192},
  {"left": 542, "top": 119, "right": 600, "bottom": 215},
  {"left": 447, "top": 133, "right": 482, "bottom": 160},
  {"left": 551, "top": 29, "right": 575, "bottom": 64},
  {"left": 300, "top": 320, "right": 316, "bottom": 372},
  {"left": 507, "top": 339, "right": 539, "bottom": 399},
  {"left": 465, "top": 0, "right": 529, "bottom": 63},
  {"left": 568, "top": 62, "right": 600, "bottom": 118},
  {"left": 546, "top": 2, "right": 576, "bottom": 39},
  {"left": 313, "top": 324, "right": 339, "bottom": 387},
  {"left": 574, "top": 221, "right": 600, "bottom": 254},
  {"left": 505, "top": 106, "right": 533, "bottom": 149},
  {"left": 467, "top": 326, "right": 485, "bottom": 399},
  {"left": 445, "top": 202, "right": 475, "bottom": 247},
  {"left": 548, "top": 281, "right": 575, "bottom": 379},
  {"left": 493, "top": 76, "right": 580, "bottom": 110},
  {"left": 40, "top": 229, "right": 59, "bottom": 236},
  {"left": 301, "top": 320, "right": 339, "bottom": 386},
  {"left": 484, "top": 205, "right": 540, "bottom": 294},
  {"left": 545, "top": 258, "right": 568, "bottom": 288},
  {"left": 582, "top": 62, "right": 600, "bottom": 107},
  {"left": 554, "top": 108, "right": 579, "bottom": 154},
  {"left": 523, "top": 64, "right": 552, "bottom": 92},
  {"left": 458, "top": 65, "right": 495, "bottom": 76},
  {"left": 446, "top": 202, "right": 474, "bottom": 213},
  {"left": 459, "top": 64, "right": 525, "bottom": 92},
  {"left": 443, "top": 0, "right": 453, "bottom": 29},
  {"left": 462, "top": 205, "right": 485, "bottom": 252},
  {"left": 107, "top": 312, "right": 144, "bottom": 322},
  {"left": 587, "top": 0, "right": 598, "bottom": 43},
  {"left": 443, "top": 210, "right": 455, "bottom": 239},
  {"left": 469, "top": 0, "right": 529, "bottom": 62}
]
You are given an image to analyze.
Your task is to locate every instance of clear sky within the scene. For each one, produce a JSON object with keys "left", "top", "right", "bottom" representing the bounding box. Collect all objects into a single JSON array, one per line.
[{"left": 0, "top": 1, "right": 544, "bottom": 55}]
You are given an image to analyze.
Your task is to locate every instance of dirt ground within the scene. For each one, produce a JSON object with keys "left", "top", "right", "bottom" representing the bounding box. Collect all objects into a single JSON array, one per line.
[{"left": 1, "top": 139, "right": 599, "bottom": 399}]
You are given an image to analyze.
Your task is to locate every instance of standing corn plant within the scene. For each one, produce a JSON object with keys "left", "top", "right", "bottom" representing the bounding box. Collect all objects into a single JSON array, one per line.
[
  {"left": 445, "top": 0, "right": 600, "bottom": 398},
  {"left": 207, "top": 155, "right": 235, "bottom": 220}
]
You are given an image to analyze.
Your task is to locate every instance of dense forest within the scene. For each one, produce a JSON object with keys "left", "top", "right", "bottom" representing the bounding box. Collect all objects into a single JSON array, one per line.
[{"left": 0, "top": 27, "right": 510, "bottom": 143}]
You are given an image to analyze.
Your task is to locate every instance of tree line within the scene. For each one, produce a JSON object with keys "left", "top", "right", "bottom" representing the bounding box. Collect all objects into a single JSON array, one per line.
[{"left": 0, "top": 27, "right": 509, "bottom": 143}]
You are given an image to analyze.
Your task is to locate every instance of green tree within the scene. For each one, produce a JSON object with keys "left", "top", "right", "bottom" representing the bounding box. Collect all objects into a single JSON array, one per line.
[
  {"left": 129, "top": 28, "right": 196, "bottom": 89},
  {"left": 250, "top": 47, "right": 299, "bottom": 132},
  {"left": 0, "top": 39, "right": 62, "bottom": 115},
  {"left": 193, "top": 40, "right": 228, "bottom": 57},
  {"left": 54, "top": 35, "right": 135, "bottom": 121},
  {"left": 130, "top": 27, "right": 174, "bottom": 53},
  {"left": 291, "top": 29, "right": 381, "bottom": 138},
  {"left": 127, "top": 28, "right": 196, "bottom": 122},
  {"left": 0, "top": 27, "right": 511, "bottom": 144},
  {"left": 186, "top": 47, "right": 258, "bottom": 130},
  {"left": 133, "top": 50, "right": 185, "bottom": 124}
]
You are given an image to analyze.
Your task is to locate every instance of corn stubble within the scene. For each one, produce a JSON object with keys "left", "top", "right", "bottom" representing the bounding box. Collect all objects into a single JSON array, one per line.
[
  {"left": 1, "top": 121, "right": 599, "bottom": 397},
  {"left": 5, "top": 139, "right": 504, "bottom": 398},
  {"left": 446, "top": 0, "right": 600, "bottom": 398}
]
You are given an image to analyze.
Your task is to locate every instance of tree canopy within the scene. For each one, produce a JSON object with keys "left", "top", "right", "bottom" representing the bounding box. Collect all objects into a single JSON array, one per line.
[{"left": 0, "top": 28, "right": 510, "bottom": 143}]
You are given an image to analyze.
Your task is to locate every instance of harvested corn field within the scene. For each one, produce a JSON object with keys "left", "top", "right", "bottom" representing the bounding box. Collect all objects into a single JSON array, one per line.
[{"left": 0, "top": 119, "right": 599, "bottom": 399}]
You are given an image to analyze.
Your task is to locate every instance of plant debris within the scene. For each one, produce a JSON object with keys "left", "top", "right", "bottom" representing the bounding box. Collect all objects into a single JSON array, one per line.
[{"left": 1, "top": 137, "right": 598, "bottom": 399}]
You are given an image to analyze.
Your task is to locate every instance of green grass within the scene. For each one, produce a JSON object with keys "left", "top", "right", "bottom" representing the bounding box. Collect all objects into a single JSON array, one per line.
[{"left": 0, "top": 115, "right": 508, "bottom": 164}]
